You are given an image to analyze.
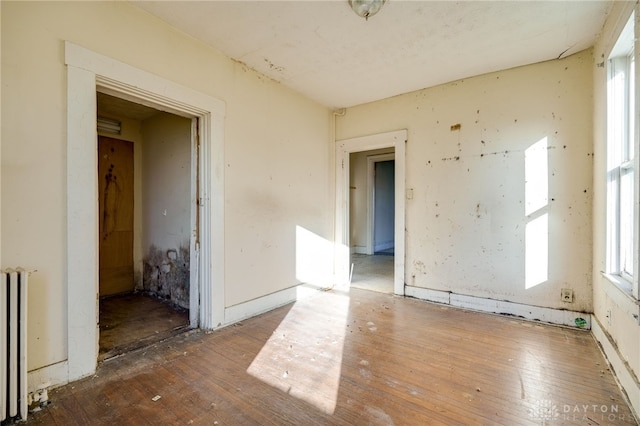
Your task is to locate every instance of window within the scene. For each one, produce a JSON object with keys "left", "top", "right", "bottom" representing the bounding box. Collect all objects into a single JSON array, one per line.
[{"left": 607, "top": 13, "right": 637, "bottom": 290}]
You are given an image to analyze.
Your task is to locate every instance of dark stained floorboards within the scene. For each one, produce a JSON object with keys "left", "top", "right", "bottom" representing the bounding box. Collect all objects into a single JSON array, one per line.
[{"left": 28, "top": 288, "right": 637, "bottom": 425}]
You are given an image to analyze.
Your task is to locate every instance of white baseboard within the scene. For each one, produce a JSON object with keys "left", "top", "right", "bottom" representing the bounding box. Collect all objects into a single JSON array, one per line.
[
  {"left": 351, "top": 246, "right": 367, "bottom": 255},
  {"left": 26, "top": 285, "right": 322, "bottom": 396},
  {"left": 405, "top": 285, "right": 591, "bottom": 329},
  {"left": 592, "top": 316, "right": 640, "bottom": 420},
  {"left": 223, "top": 283, "right": 322, "bottom": 326},
  {"left": 27, "top": 360, "right": 69, "bottom": 393}
]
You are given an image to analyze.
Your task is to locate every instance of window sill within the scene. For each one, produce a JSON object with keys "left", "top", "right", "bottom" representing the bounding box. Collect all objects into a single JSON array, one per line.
[{"left": 602, "top": 272, "right": 640, "bottom": 315}]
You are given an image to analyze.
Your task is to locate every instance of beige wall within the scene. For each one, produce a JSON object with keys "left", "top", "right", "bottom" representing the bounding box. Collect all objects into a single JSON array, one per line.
[
  {"left": 7, "top": 0, "right": 631, "bottom": 402},
  {"left": 141, "top": 113, "right": 191, "bottom": 256},
  {"left": 141, "top": 112, "right": 192, "bottom": 307},
  {"left": 338, "top": 50, "right": 594, "bottom": 312},
  {"left": 0, "top": 1, "right": 3, "bottom": 271},
  {"left": 1, "top": 1, "right": 331, "bottom": 374},
  {"left": 591, "top": 0, "right": 640, "bottom": 415}
]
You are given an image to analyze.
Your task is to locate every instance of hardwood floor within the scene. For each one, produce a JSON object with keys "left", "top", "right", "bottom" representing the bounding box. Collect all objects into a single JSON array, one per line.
[
  {"left": 99, "top": 293, "right": 189, "bottom": 361},
  {"left": 28, "top": 288, "right": 637, "bottom": 425}
]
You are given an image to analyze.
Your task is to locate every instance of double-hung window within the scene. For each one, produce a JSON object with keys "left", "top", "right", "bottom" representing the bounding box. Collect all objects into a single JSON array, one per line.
[{"left": 607, "top": 13, "right": 637, "bottom": 293}]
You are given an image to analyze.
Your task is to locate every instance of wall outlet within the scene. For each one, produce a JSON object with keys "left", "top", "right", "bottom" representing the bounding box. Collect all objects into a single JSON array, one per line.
[
  {"left": 561, "top": 288, "right": 573, "bottom": 303},
  {"left": 606, "top": 309, "right": 612, "bottom": 326}
]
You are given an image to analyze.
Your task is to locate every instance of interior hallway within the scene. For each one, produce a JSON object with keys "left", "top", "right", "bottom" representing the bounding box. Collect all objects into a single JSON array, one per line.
[{"left": 28, "top": 288, "right": 635, "bottom": 425}]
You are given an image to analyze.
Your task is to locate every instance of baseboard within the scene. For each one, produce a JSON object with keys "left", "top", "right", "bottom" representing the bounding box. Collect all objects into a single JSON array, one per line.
[
  {"left": 26, "top": 285, "right": 321, "bottom": 396},
  {"left": 405, "top": 285, "right": 591, "bottom": 329},
  {"left": 351, "top": 246, "right": 367, "bottom": 255},
  {"left": 591, "top": 316, "right": 640, "bottom": 420},
  {"left": 223, "top": 283, "right": 321, "bottom": 326},
  {"left": 27, "top": 360, "right": 69, "bottom": 393}
]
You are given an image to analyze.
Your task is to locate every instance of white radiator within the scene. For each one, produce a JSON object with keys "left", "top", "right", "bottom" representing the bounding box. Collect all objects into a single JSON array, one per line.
[{"left": 1, "top": 268, "right": 29, "bottom": 423}]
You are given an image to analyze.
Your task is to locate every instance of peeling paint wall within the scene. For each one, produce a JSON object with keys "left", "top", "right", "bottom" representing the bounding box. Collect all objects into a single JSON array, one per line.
[
  {"left": 591, "top": 0, "right": 640, "bottom": 412},
  {"left": 142, "top": 244, "right": 190, "bottom": 309},
  {"left": 141, "top": 113, "right": 192, "bottom": 309},
  {"left": 338, "top": 49, "right": 594, "bottom": 312}
]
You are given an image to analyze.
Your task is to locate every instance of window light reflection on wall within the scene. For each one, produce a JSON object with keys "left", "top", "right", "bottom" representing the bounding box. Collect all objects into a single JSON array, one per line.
[{"left": 524, "top": 137, "right": 549, "bottom": 289}]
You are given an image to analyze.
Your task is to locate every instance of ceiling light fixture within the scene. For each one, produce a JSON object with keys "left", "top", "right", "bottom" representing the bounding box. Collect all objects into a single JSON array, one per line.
[
  {"left": 97, "top": 116, "right": 121, "bottom": 135},
  {"left": 349, "top": 0, "right": 386, "bottom": 20}
]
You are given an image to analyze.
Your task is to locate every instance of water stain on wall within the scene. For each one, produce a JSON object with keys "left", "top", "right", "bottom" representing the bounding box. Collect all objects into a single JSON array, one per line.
[{"left": 143, "top": 244, "right": 190, "bottom": 309}]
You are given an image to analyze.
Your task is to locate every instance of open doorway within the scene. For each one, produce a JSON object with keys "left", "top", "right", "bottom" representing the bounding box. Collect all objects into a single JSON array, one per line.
[
  {"left": 66, "top": 42, "right": 225, "bottom": 381},
  {"left": 334, "top": 129, "right": 406, "bottom": 296},
  {"left": 97, "top": 93, "right": 192, "bottom": 360},
  {"left": 349, "top": 150, "right": 395, "bottom": 294}
]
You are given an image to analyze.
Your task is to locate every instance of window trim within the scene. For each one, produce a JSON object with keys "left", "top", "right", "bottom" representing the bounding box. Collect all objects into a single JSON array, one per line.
[{"left": 606, "top": 12, "right": 638, "bottom": 298}]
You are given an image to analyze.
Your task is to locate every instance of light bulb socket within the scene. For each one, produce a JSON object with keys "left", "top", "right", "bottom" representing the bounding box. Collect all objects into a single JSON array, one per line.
[{"left": 349, "top": 0, "right": 387, "bottom": 20}]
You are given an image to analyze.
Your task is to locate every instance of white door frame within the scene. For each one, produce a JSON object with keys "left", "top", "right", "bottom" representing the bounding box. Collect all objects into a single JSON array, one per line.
[
  {"left": 65, "top": 42, "right": 225, "bottom": 382},
  {"left": 335, "top": 130, "right": 406, "bottom": 295},
  {"left": 367, "top": 153, "right": 396, "bottom": 255}
]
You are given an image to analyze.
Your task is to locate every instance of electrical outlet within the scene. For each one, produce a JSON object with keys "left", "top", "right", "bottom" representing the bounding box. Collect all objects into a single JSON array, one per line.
[
  {"left": 561, "top": 288, "right": 573, "bottom": 303},
  {"left": 606, "top": 309, "right": 612, "bottom": 326}
]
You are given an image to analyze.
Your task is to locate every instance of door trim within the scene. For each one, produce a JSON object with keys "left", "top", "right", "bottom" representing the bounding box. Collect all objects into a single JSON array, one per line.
[
  {"left": 367, "top": 153, "right": 395, "bottom": 255},
  {"left": 65, "top": 42, "right": 225, "bottom": 381},
  {"left": 335, "top": 130, "right": 406, "bottom": 296}
]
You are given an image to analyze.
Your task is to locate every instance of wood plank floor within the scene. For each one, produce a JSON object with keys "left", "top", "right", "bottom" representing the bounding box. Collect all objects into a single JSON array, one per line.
[
  {"left": 99, "top": 293, "right": 189, "bottom": 361},
  {"left": 28, "top": 288, "right": 637, "bottom": 425}
]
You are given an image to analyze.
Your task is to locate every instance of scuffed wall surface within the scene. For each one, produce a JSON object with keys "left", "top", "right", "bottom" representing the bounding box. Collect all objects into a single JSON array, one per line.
[
  {"left": 223, "top": 73, "right": 332, "bottom": 306},
  {"left": 338, "top": 50, "right": 594, "bottom": 312},
  {"left": 2, "top": 1, "right": 331, "bottom": 373},
  {"left": 591, "top": 0, "right": 640, "bottom": 398},
  {"left": 142, "top": 113, "right": 192, "bottom": 308},
  {"left": 143, "top": 244, "right": 190, "bottom": 309}
]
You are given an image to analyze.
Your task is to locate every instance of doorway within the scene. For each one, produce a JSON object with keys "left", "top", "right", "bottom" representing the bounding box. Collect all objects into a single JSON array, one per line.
[
  {"left": 349, "top": 151, "right": 395, "bottom": 294},
  {"left": 97, "top": 93, "right": 191, "bottom": 360},
  {"left": 335, "top": 130, "right": 406, "bottom": 296},
  {"left": 371, "top": 156, "right": 395, "bottom": 255},
  {"left": 66, "top": 42, "right": 225, "bottom": 381}
]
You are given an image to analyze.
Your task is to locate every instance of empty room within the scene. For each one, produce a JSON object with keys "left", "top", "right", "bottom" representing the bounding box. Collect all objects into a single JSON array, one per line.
[{"left": 2, "top": 0, "right": 640, "bottom": 424}]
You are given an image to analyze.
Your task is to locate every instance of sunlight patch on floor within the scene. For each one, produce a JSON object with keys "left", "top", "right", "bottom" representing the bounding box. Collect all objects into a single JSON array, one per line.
[{"left": 246, "top": 290, "right": 350, "bottom": 414}]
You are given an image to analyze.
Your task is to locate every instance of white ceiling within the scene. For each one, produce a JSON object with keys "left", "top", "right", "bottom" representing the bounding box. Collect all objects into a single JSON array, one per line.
[{"left": 132, "top": 0, "right": 614, "bottom": 109}]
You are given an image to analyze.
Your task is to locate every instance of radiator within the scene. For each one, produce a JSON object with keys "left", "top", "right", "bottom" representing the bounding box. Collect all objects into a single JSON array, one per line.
[{"left": 1, "top": 268, "right": 29, "bottom": 423}]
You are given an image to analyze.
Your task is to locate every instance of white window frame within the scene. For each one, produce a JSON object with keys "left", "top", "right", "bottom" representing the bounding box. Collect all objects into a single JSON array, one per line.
[{"left": 606, "top": 12, "right": 639, "bottom": 298}]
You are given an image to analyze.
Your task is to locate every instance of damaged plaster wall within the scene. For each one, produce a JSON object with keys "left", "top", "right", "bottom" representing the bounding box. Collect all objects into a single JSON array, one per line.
[
  {"left": 337, "top": 49, "right": 594, "bottom": 313},
  {"left": 141, "top": 112, "right": 192, "bottom": 309},
  {"left": 591, "top": 0, "right": 640, "bottom": 414}
]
